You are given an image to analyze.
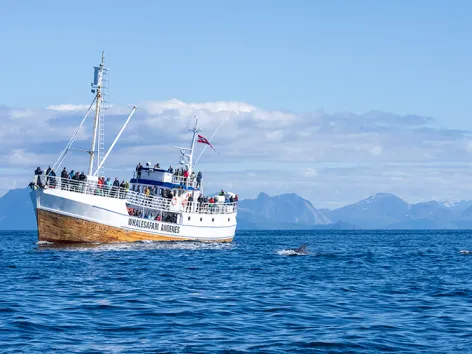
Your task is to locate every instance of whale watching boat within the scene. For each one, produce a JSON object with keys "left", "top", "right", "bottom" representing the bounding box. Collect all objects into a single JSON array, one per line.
[{"left": 29, "top": 52, "right": 238, "bottom": 243}]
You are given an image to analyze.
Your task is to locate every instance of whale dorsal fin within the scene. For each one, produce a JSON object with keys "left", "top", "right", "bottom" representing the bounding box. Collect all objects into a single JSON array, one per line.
[{"left": 297, "top": 244, "right": 307, "bottom": 252}]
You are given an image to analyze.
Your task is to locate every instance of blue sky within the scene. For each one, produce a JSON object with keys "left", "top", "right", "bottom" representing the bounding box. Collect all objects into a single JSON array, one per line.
[
  {"left": 2, "top": 0, "right": 471, "bottom": 126},
  {"left": 1, "top": 1, "right": 472, "bottom": 207}
]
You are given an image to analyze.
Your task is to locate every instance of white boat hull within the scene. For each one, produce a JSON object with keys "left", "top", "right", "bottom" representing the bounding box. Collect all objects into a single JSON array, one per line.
[{"left": 31, "top": 187, "right": 237, "bottom": 243}]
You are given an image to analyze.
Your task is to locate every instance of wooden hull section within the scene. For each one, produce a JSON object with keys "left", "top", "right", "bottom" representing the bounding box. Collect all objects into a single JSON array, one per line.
[{"left": 37, "top": 209, "right": 233, "bottom": 244}]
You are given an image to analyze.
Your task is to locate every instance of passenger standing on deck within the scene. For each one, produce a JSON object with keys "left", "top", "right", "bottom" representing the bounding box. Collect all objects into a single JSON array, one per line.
[
  {"left": 49, "top": 169, "right": 57, "bottom": 188},
  {"left": 196, "top": 171, "right": 202, "bottom": 188},
  {"left": 120, "top": 180, "right": 126, "bottom": 198},
  {"left": 112, "top": 177, "right": 120, "bottom": 197},
  {"left": 105, "top": 177, "right": 113, "bottom": 196},
  {"left": 197, "top": 194, "right": 202, "bottom": 211},
  {"left": 61, "top": 167, "right": 69, "bottom": 190},
  {"left": 187, "top": 194, "right": 194, "bottom": 212},
  {"left": 145, "top": 186, "right": 150, "bottom": 196},
  {"left": 79, "top": 171, "right": 86, "bottom": 192},
  {"left": 45, "top": 166, "right": 51, "bottom": 184},
  {"left": 136, "top": 162, "right": 142, "bottom": 179},
  {"left": 97, "top": 176, "right": 104, "bottom": 195},
  {"left": 71, "top": 172, "right": 80, "bottom": 192},
  {"left": 69, "top": 170, "right": 76, "bottom": 190},
  {"left": 124, "top": 181, "right": 130, "bottom": 198},
  {"left": 34, "top": 166, "right": 44, "bottom": 187}
]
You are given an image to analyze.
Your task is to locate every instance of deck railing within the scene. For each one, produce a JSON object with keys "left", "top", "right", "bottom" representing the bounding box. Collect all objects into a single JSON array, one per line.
[
  {"left": 171, "top": 175, "right": 200, "bottom": 189},
  {"left": 35, "top": 176, "right": 236, "bottom": 215},
  {"left": 132, "top": 170, "right": 200, "bottom": 189}
]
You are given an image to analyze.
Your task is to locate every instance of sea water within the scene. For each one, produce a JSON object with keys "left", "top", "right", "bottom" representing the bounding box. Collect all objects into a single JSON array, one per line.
[{"left": 1, "top": 230, "right": 472, "bottom": 353}]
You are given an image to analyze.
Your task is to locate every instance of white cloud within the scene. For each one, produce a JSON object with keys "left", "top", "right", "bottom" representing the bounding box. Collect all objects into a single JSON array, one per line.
[
  {"left": 47, "top": 104, "right": 90, "bottom": 112},
  {"left": 2, "top": 99, "right": 472, "bottom": 207},
  {"left": 265, "top": 130, "right": 284, "bottom": 142},
  {"left": 300, "top": 168, "right": 319, "bottom": 178},
  {"left": 142, "top": 99, "right": 257, "bottom": 115},
  {"left": 370, "top": 145, "right": 383, "bottom": 156}
]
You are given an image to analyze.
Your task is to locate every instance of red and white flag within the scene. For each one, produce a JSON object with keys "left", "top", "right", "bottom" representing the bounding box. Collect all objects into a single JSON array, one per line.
[{"left": 197, "top": 134, "right": 216, "bottom": 152}]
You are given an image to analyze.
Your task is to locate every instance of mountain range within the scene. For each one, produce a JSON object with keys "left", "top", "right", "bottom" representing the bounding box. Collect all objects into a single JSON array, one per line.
[{"left": 2, "top": 187, "right": 472, "bottom": 230}]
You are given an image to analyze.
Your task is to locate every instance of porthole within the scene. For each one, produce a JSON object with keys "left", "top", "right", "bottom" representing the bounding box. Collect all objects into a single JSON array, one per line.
[
  {"left": 212, "top": 218, "right": 214, "bottom": 222},
  {"left": 188, "top": 216, "right": 191, "bottom": 221},
  {"left": 200, "top": 217, "right": 202, "bottom": 222}
]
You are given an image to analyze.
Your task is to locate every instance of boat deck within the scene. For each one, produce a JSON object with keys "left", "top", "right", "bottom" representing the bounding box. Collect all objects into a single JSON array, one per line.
[{"left": 37, "top": 176, "right": 237, "bottom": 215}]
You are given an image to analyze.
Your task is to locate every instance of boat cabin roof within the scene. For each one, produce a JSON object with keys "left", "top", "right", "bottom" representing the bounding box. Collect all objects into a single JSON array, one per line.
[{"left": 132, "top": 167, "right": 198, "bottom": 191}]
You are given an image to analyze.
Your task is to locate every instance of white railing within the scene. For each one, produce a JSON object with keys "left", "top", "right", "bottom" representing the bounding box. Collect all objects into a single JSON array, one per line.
[
  {"left": 127, "top": 200, "right": 237, "bottom": 217},
  {"left": 171, "top": 175, "right": 199, "bottom": 189},
  {"left": 132, "top": 170, "right": 200, "bottom": 189},
  {"left": 39, "top": 175, "right": 129, "bottom": 199},
  {"left": 35, "top": 176, "right": 236, "bottom": 215},
  {"left": 182, "top": 201, "right": 237, "bottom": 215},
  {"left": 126, "top": 192, "right": 172, "bottom": 211}
]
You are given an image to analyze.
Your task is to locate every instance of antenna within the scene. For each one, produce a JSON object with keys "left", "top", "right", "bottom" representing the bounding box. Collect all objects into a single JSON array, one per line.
[
  {"left": 88, "top": 51, "right": 108, "bottom": 176},
  {"left": 98, "top": 56, "right": 109, "bottom": 176}
]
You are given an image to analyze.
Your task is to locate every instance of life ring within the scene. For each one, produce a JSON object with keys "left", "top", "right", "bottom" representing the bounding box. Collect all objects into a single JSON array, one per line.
[{"left": 172, "top": 197, "right": 177, "bottom": 206}]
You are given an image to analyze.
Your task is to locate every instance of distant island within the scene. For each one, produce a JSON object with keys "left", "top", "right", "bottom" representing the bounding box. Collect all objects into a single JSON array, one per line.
[{"left": 2, "top": 187, "right": 472, "bottom": 230}]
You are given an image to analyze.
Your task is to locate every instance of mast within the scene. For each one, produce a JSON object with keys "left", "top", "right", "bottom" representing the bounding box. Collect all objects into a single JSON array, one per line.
[
  {"left": 188, "top": 117, "right": 199, "bottom": 175},
  {"left": 88, "top": 51, "right": 105, "bottom": 175},
  {"left": 185, "top": 117, "right": 201, "bottom": 189}
]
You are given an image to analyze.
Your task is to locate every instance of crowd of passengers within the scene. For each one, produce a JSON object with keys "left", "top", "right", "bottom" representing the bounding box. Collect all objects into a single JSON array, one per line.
[
  {"left": 32, "top": 166, "right": 131, "bottom": 198},
  {"left": 127, "top": 207, "right": 177, "bottom": 223},
  {"left": 183, "top": 190, "right": 239, "bottom": 213},
  {"left": 136, "top": 162, "right": 203, "bottom": 188},
  {"left": 32, "top": 166, "right": 60, "bottom": 187},
  {"left": 133, "top": 185, "right": 238, "bottom": 204},
  {"left": 123, "top": 188, "right": 237, "bottom": 218},
  {"left": 195, "top": 190, "right": 239, "bottom": 204},
  {"left": 32, "top": 166, "right": 238, "bottom": 206}
]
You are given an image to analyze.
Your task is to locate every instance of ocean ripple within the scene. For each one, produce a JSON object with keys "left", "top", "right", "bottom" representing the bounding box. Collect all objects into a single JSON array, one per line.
[{"left": 2, "top": 230, "right": 472, "bottom": 352}]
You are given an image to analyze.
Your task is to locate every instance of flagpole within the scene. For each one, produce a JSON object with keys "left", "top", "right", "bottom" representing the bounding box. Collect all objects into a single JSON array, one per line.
[{"left": 194, "top": 117, "right": 227, "bottom": 166}]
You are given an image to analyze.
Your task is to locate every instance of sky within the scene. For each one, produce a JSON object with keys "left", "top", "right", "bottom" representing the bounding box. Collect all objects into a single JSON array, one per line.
[{"left": 1, "top": 0, "right": 472, "bottom": 208}]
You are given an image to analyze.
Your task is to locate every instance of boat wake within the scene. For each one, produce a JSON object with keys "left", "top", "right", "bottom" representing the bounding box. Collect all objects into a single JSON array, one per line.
[
  {"left": 459, "top": 250, "right": 472, "bottom": 255},
  {"left": 277, "top": 244, "right": 309, "bottom": 256},
  {"left": 36, "top": 241, "right": 54, "bottom": 246},
  {"left": 37, "top": 240, "right": 235, "bottom": 252},
  {"left": 277, "top": 249, "right": 308, "bottom": 256}
]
